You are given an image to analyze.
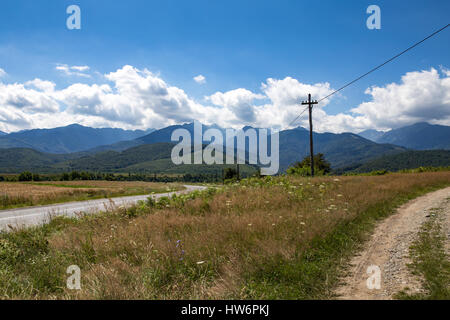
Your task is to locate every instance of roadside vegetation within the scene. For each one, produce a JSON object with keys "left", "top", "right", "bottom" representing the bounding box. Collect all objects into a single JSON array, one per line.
[
  {"left": 395, "top": 204, "right": 450, "bottom": 300},
  {"left": 0, "top": 171, "right": 449, "bottom": 299},
  {"left": 340, "top": 150, "right": 450, "bottom": 174},
  {"left": 0, "top": 181, "right": 183, "bottom": 210},
  {"left": 287, "top": 153, "right": 331, "bottom": 176},
  {"left": 0, "top": 166, "right": 257, "bottom": 184}
]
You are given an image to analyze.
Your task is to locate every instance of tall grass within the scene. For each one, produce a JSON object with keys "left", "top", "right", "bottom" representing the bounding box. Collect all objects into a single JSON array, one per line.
[
  {"left": 0, "top": 172, "right": 449, "bottom": 299},
  {"left": 0, "top": 182, "right": 182, "bottom": 210}
]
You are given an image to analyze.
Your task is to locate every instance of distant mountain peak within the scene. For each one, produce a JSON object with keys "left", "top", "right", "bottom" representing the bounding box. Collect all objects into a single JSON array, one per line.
[
  {"left": 0, "top": 124, "right": 154, "bottom": 154},
  {"left": 410, "top": 121, "right": 431, "bottom": 126},
  {"left": 358, "top": 129, "right": 386, "bottom": 142},
  {"left": 377, "top": 122, "right": 450, "bottom": 150},
  {"left": 242, "top": 125, "right": 255, "bottom": 131},
  {"left": 66, "top": 123, "right": 85, "bottom": 128}
]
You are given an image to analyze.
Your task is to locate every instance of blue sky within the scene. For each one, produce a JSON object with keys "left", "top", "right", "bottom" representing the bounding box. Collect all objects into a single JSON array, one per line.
[{"left": 0, "top": 0, "right": 449, "bottom": 133}]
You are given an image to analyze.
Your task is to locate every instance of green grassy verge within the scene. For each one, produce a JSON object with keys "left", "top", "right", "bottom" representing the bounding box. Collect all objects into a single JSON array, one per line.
[
  {"left": 242, "top": 184, "right": 450, "bottom": 299},
  {"left": 395, "top": 203, "right": 450, "bottom": 300}
]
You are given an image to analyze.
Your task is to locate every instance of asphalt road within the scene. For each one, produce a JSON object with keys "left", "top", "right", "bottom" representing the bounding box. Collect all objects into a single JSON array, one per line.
[{"left": 0, "top": 185, "right": 206, "bottom": 232}]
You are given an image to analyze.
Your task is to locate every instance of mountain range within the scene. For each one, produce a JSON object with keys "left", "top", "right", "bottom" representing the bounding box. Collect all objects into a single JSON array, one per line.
[
  {"left": 0, "top": 122, "right": 448, "bottom": 174},
  {"left": 277, "top": 127, "right": 405, "bottom": 171},
  {"left": 358, "top": 129, "right": 386, "bottom": 142},
  {"left": 0, "top": 124, "right": 154, "bottom": 154},
  {"left": 0, "top": 144, "right": 259, "bottom": 176},
  {"left": 358, "top": 122, "right": 450, "bottom": 150},
  {"left": 85, "top": 124, "right": 407, "bottom": 171}
]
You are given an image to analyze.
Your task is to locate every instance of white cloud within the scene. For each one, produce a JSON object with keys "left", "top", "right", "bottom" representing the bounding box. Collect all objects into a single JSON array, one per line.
[
  {"left": 0, "top": 82, "right": 59, "bottom": 114},
  {"left": 194, "top": 74, "right": 206, "bottom": 84},
  {"left": 56, "top": 64, "right": 91, "bottom": 78},
  {"left": 0, "top": 65, "right": 448, "bottom": 134},
  {"left": 262, "top": 77, "right": 333, "bottom": 108},
  {"left": 254, "top": 77, "right": 335, "bottom": 130},
  {"left": 350, "top": 68, "right": 450, "bottom": 130},
  {"left": 0, "top": 68, "right": 6, "bottom": 78},
  {"left": 207, "top": 88, "right": 265, "bottom": 124},
  {"left": 0, "top": 65, "right": 339, "bottom": 131},
  {"left": 25, "top": 79, "right": 56, "bottom": 93},
  {"left": 71, "top": 65, "right": 90, "bottom": 72}
]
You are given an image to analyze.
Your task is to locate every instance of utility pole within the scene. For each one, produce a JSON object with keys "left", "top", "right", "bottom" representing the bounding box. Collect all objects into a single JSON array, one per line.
[{"left": 302, "top": 94, "right": 318, "bottom": 177}]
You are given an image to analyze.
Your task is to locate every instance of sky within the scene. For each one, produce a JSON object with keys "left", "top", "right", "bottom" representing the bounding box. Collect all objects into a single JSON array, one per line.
[{"left": 0, "top": 0, "right": 449, "bottom": 133}]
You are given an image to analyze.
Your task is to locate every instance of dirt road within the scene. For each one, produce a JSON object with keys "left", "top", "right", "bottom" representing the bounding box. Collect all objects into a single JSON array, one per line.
[{"left": 336, "top": 187, "right": 450, "bottom": 300}]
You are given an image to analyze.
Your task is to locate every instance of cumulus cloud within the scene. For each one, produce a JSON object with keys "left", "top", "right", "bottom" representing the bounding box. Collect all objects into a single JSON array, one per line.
[
  {"left": 0, "top": 79, "right": 60, "bottom": 132},
  {"left": 0, "top": 65, "right": 339, "bottom": 132},
  {"left": 350, "top": 68, "right": 450, "bottom": 130},
  {"left": 25, "top": 79, "right": 56, "bottom": 93},
  {"left": 207, "top": 88, "right": 265, "bottom": 124},
  {"left": 262, "top": 77, "right": 333, "bottom": 108},
  {"left": 0, "top": 68, "right": 6, "bottom": 78},
  {"left": 56, "top": 64, "right": 91, "bottom": 78},
  {"left": 0, "top": 65, "right": 448, "bottom": 133},
  {"left": 254, "top": 77, "right": 335, "bottom": 129},
  {"left": 194, "top": 74, "right": 206, "bottom": 84},
  {"left": 0, "top": 82, "right": 59, "bottom": 113},
  {"left": 0, "top": 65, "right": 216, "bottom": 131}
]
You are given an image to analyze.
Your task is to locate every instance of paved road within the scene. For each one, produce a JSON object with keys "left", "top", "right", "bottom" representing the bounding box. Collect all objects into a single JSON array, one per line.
[{"left": 0, "top": 185, "right": 206, "bottom": 232}]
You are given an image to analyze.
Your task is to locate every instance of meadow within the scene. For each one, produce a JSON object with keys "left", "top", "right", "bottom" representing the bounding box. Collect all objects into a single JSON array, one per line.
[
  {"left": 0, "top": 181, "right": 183, "bottom": 210},
  {"left": 0, "top": 171, "right": 449, "bottom": 299}
]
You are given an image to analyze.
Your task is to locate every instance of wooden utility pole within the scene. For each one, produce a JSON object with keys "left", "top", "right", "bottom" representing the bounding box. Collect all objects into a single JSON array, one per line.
[{"left": 302, "top": 94, "right": 318, "bottom": 177}]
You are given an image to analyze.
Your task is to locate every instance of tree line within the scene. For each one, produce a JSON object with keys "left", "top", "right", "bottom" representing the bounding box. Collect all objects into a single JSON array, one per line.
[{"left": 0, "top": 171, "right": 226, "bottom": 183}]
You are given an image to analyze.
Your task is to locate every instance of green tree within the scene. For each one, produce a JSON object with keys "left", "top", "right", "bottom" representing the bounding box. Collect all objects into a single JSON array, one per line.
[
  {"left": 287, "top": 153, "right": 331, "bottom": 176},
  {"left": 18, "top": 171, "right": 33, "bottom": 182},
  {"left": 70, "top": 171, "right": 81, "bottom": 181},
  {"left": 223, "top": 168, "right": 238, "bottom": 180}
]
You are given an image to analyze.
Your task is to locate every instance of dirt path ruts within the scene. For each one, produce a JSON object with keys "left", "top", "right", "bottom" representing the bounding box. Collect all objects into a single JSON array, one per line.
[{"left": 336, "top": 187, "right": 450, "bottom": 300}]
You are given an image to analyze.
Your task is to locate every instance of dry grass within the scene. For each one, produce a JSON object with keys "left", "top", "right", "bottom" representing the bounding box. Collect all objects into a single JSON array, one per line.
[
  {"left": 0, "top": 181, "right": 182, "bottom": 210},
  {"left": 0, "top": 172, "right": 449, "bottom": 299},
  {"left": 31, "top": 181, "right": 177, "bottom": 188}
]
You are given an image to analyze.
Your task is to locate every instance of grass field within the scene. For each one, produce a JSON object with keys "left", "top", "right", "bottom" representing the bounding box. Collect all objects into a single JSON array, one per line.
[
  {"left": 0, "top": 171, "right": 449, "bottom": 299},
  {"left": 0, "top": 181, "right": 184, "bottom": 210}
]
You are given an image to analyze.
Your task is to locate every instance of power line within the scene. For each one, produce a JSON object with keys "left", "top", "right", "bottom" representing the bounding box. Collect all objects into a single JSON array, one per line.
[
  {"left": 288, "top": 106, "right": 309, "bottom": 127},
  {"left": 317, "top": 23, "right": 449, "bottom": 104},
  {"left": 289, "top": 23, "right": 450, "bottom": 127}
]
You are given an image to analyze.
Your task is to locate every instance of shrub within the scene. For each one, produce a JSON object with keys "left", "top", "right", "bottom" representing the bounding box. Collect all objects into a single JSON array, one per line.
[
  {"left": 287, "top": 153, "right": 331, "bottom": 176},
  {"left": 18, "top": 172, "right": 33, "bottom": 182},
  {"left": 224, "top": 168, "right": 238, "bottom": 180}
]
